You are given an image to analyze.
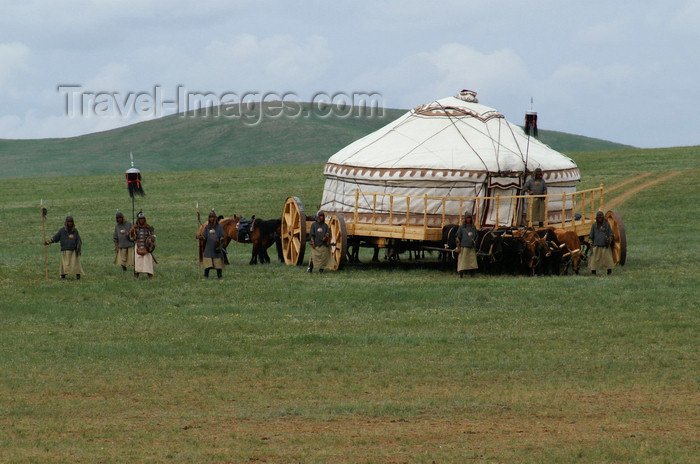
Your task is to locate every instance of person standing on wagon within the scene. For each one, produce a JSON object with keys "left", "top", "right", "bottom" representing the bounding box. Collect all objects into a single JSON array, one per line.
[
  {"left": 455, "top": 212, "right": 479, "bottom": 278},
  {"left": 44, "top": 214, "right": 85, "bottom": 280},
  {"left": 197, "top": 210, "right": 226, "bottom": 279},
  {"left": 523, "top": 167, "right": 547, "bottom": 226},
  {"left": 589, "top": 210, "right": 614, "bottom": 275},
  {"left": 309, "top": 211, "right": 335, "bottom": 273},
  {"left": 129, "top": 211, "right": 155, "bottom": 280},
  {"left": 113, "top": 211, "right": 134, "bottom": 272}
]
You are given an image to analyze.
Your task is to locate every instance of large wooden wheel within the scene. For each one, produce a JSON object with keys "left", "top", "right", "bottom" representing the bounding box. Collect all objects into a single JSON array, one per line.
[
  {"left": 328, "top": 214, "right": 348, "bottom": 271},
  {"left": 606, "top": 209, "right": 627, "bottom": 266},
  {"left": 281, "top": 196, "right": 306, "bottom": 265}
]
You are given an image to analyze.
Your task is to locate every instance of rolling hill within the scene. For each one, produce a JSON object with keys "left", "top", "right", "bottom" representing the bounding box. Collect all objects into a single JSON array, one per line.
[{"left": 0, "top": 102, "right": 634, "bottom": 179}]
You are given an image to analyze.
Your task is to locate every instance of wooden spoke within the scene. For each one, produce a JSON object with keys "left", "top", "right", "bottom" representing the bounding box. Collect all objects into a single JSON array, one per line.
[
  {"left": 281, "top": 197, "right": 306, "bottom": 265},
  {"left": 605, "top": 209, "right": 627, "bottom": 266},
  {"left": 328, "top": 214, "right": 348, "bottom": 271}
]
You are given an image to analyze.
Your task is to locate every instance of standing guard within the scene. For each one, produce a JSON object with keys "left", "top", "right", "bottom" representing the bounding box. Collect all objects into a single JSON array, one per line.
[
  {"left": 113, "top": 211, "right": 134, "bottom": 272},
  {"left": 129, "top": 211, "right": 156, "bottom": 279},
  {"left": 197, "top": 210, "right": 226, "bottom": 279},
  {"left": 523, "top": 167, "right": 548, "bottom": 226},
  {"left": 44, "top": 215, "right": 85, "bottom": 280},
  {"left": 455, "top": 212, "right": 479, "bottom": 278},
  {"left": 309, "top": 211, "right": 335, "bottom": 273},
  {"left": 589, "top": 210, "right": 614, "bottom": 275}
]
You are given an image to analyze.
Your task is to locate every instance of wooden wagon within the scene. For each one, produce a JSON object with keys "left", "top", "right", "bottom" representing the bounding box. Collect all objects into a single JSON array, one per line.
[{"left": 280, "top": 184, "right": 626, "bottom": 271}]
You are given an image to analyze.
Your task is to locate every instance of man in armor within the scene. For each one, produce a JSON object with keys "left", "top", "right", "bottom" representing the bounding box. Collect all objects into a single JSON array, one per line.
[
  {"left": 523, "top": 167, "right": 548, "bottom": 226},
  {"left": 455, "top": 212, "right": 479, "bottom": 278},
  {"left": 113, "top": 211, "right": 134, "bottom": 272},
  {"left": 589, "top": 210, "right": 614, "bottom": 275},
  {"left": 44, "top": 215, "right": 85, "bottom": 280},
  {"left": 129, "top": 211, "right": 155, "bottom": 279},
  {"left": 197, "top": 210, "right": 226, "bottom": 279},
  {"left": 309, "top": 211, "right": 335, "bottom": 273}
]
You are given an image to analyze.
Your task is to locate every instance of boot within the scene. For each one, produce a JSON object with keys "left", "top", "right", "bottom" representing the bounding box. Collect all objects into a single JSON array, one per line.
[{"left": 607, "top": 269, "right": 612, "bottom": 275}]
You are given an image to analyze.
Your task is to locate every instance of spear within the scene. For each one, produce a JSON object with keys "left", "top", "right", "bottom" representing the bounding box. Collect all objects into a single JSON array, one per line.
[
  {"left": 196, "top": 201, "right": 202, "bottom": 280},
  {"left": 41, "top": 199, "right": 48, "bottom": 280}
]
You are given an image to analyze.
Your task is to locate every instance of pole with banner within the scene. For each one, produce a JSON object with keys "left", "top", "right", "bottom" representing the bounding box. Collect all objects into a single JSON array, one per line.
[{"left": 125, "top": 152, "right": 144, "bottom": 280}]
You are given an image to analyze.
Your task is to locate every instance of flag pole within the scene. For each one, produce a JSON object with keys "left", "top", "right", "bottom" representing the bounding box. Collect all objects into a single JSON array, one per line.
[
  {"left": 126, "top": 152, "right": 144, "bottom": 281},
  {"left": 41, "top": 199, "right": 48, "bottom": 280},
  {"left": 196, "top": 201, "right": 202, "bottom": 280}
]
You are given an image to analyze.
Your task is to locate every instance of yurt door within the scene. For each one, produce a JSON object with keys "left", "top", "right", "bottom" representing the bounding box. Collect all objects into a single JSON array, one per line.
[{"left": 482, "top": 176, "right": 522, "bottom": 227}]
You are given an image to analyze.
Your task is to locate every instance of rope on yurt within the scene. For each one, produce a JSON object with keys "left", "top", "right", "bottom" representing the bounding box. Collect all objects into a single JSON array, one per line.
[
  {"left": 435, "top": 101, "right": 489, "bottom": 173},
  {"left": 435, "top": 101, "right": 491, "bottom": 210}
]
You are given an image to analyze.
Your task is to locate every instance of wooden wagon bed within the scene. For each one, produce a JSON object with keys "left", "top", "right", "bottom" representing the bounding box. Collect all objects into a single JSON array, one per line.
[{"left": 281, "top": 185, "right": 626, "bottom": 270}]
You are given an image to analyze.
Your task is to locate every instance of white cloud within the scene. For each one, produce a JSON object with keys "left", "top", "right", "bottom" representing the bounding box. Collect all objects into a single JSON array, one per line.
[
  {"left": 0, "top": 42, "right": 30, "bottom": 85},
  {"left": 353, "top": 43, "right": 531, "bottom": 109},
  {"left": 203, "top": 34, "right": 332, "bottom": 89},
  {"left": 577, "top": 21, "right": 625, "bottom": 46},
  {"left": 0, "top": 1, "right": 697, "bottom": 147},
  {"left": 672, "top": 0, "right": 700, "bottom": 35},
  {"left": 0, "top": 110, "right": 135, "bottom": 140},
  {"left": 83, "top": 63, "right": 131, "bottom": 91}
]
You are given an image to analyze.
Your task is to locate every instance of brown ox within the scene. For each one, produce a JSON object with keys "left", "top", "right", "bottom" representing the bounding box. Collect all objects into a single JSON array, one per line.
[
  {"left": 514, "top": 228, "right": 550, "bottom": 276},
  {"left": 549, "top": 228, "right": 583, "bottom": 275}
]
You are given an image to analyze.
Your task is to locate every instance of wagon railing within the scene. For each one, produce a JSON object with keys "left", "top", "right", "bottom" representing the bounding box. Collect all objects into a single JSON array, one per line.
[{"left": 352, "top": 185, "right": 605, "bottom": 232}]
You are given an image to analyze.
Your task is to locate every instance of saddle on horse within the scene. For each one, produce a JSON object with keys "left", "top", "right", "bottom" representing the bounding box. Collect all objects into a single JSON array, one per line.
[{"left": 236, "top": 215, "right": 255, "bottom": 242}]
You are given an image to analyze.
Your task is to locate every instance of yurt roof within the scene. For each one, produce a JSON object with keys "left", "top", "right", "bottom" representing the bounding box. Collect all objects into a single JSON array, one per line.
[{"left": 324, "top": 90, "right": 580, "bottom": 183}]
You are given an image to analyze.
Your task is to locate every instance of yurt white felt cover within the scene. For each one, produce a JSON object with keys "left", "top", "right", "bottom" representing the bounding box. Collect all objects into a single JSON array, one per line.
[{"left": 320, "top": 90, "right": 580, "bottom": 227}]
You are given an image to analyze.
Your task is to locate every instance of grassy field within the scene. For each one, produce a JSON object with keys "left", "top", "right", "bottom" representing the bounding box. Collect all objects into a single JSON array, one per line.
[
  {"left": 0, "top": 102, "right": 633, "bottom": 180},
  {"left": 0, "top": 146, "right": 698, "bottom": 463}
]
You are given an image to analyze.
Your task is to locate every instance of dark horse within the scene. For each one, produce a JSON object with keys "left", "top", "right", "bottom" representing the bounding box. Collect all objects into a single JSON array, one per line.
[{"left": 199, "top": 215, "right": 283, "bottom": 265}]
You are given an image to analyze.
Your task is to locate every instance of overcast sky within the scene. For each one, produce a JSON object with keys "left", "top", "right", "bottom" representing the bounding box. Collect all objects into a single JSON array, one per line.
[{"left": 1, "top": 0, "right": 698, "bottom": 148}]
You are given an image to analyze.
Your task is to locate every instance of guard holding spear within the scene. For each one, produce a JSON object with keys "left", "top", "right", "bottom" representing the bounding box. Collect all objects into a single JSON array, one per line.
[
  {"left": 197, "top": 209, "right": 226, "bottom": 279},
  {"left": 44, "top": 214, "right": 85, "bottom": 280}
]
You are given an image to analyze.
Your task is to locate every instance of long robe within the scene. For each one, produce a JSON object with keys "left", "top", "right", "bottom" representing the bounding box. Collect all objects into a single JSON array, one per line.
[
  {"left": 201, "top": 223, "right": 226, "bottom": 270},
  {"left": 130, "top": 223, "right": 155, "bottom": 275},
  {"left": 523, "top": 176, "right": 547, "bottom": 223},
  {"left": 114, "top": 221, "right": 134, "bottom": 267},
  {"left": 455, "top": 224, "right": 478, "bottom": 272},
  {"left": 588, "top": 219, "right": 614, "bottom": 271},
  {"left": 51, "top": 226, "right": 84, "bottom": 276},
  {"left": 310, "top": 221, "right": 335, "bottom": 270}
]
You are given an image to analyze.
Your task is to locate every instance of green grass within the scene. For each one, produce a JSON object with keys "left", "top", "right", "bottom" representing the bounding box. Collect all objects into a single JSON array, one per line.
[
  {"left": 0, "top": 146, "right": 698, "bottom": 463},
  {"left": 0, "top": 102, "right": 632, "bottom": 180}
]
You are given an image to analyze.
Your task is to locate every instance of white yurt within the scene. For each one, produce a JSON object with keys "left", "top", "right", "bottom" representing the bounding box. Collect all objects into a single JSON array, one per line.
[{"left": 319, "top": 90, "right": 580, "bottom": 227}]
